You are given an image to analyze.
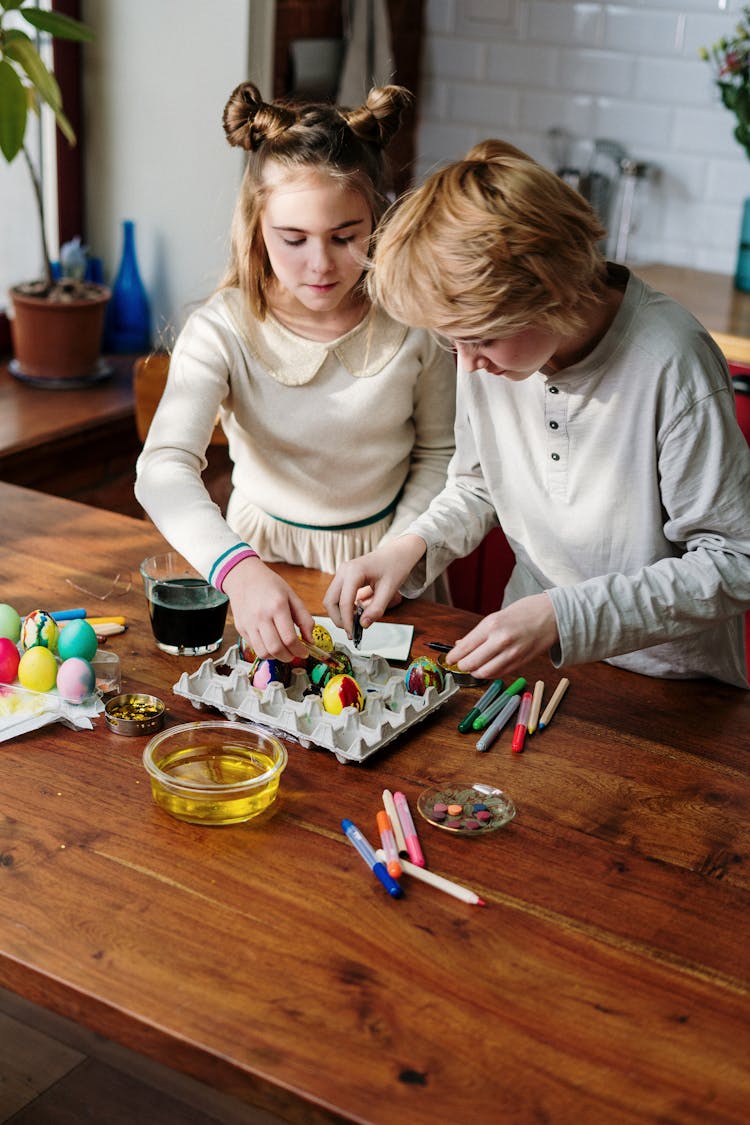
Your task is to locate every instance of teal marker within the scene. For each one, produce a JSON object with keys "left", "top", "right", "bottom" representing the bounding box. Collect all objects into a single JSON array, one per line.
[
  {"left": 457, "top": 678, "right": 503, "bottom": 733},
  {"left": 472, "top": 677, "right": 527, "bottom": 731}
]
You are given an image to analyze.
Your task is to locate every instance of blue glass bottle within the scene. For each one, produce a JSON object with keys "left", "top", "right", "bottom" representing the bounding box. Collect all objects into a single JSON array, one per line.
[
  {"left": 735, "top": 198, "right": 750, "bottom": 293},
  {"left": 106, "top": 219, "right": 151, "bottom": 352}
]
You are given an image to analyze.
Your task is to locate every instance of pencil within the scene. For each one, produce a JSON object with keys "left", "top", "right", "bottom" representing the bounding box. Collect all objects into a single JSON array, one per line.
[
  {"left": 538, "top": 677, "right": 570, "bottom": 730},
  {"left": 527, "top": 680, "right": 545, "bottom": 735},
  {"left": 91, "top": 623, "right": 127, "bottom": 637},
  {"left": 375, "top": 850, "right": 485, "bottom": 906}
]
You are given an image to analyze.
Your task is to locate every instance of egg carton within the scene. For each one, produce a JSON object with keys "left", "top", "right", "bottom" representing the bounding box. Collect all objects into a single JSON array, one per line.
[{"left": 172, "top": 643, "right": 459, "bottom": 764}]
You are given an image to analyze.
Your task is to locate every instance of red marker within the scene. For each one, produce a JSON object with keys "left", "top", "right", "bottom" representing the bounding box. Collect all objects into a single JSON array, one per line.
[{"left": 511, "top": 691, "right": 533, "bottom": 753}]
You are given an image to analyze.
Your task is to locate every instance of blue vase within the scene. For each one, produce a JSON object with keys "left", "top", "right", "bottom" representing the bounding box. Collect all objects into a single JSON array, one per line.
[
  {"left": 106, "top": 219, "right": 151, "bottom": 352},
  {"left": 735, "top": 198, "right": 750, "bottom": 293}
]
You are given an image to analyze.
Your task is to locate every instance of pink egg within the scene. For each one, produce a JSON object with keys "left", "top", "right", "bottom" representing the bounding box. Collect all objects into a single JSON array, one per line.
[
  {"left": 0, "top": 637, "right": 20, "bottom": 684},
  {"left": 56, "top": 657, "right": 96, "bottom": 703}
]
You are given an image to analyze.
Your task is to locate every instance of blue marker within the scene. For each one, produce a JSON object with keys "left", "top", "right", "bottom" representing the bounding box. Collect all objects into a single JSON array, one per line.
[{"left": 341, "top": 819, "right": 403, "bottom": 898}]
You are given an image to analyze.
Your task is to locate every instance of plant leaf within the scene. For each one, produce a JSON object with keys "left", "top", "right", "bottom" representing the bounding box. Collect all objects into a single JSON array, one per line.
[
  {"left": 0, "top": 57, "right": 26, "bottom": 161},
  {"left": 0, "top": 1, "right": 27, "bottom": 12},
  {"left": 5, "top": 35, "right": 63, "bottom": 113},
  {"left": 53, "top": 104, "right": 75, "bottom": 146},
  {"left": 20, "top": 8, "right": 94, "bottom": 43}
]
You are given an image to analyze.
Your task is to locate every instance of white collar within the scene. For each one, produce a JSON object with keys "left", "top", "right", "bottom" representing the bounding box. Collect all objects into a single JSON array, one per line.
[{"left": 221, "top": 290, "right": 408, "bottom": 385}]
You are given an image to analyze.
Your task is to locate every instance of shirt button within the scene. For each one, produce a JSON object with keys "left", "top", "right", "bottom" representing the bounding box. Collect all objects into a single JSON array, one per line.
[
  {"left": 551, "top": 452, "right": 560, "bottom": 461},
  {"left": 549, "top": 420, "right": 559, "bottom": 430},
  {"left": 549, "top": 386, "right": 560, "bottom": 394}
]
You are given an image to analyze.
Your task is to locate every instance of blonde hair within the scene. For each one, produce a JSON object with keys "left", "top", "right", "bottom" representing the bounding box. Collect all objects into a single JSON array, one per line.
[
  {"left": 219, "top": 82, "right": 412, "bottom": 318},
  {"left": 369, "top": 140, "right": 608, "bottom": 339}
]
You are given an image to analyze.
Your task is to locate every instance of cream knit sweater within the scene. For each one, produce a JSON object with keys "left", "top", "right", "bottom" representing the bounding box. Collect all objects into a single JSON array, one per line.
[{"left": 135, "top": 288, "right": 457, "bottom": 578}]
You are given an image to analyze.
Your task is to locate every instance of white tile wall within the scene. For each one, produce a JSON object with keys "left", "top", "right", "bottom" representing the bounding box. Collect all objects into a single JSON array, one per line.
[{"left": 417, "top": 0, "right": 750, "bottom": 273}]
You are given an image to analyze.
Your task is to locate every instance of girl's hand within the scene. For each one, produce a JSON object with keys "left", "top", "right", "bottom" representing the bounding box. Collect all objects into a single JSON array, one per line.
[
  {"left": 222, "top": 557, "right": 314, "bottom": 661},
  {"left": 447, "top": 593, "right": 559, "bottom": 681},
  {"left": 324, "top": 535, "right": 426, "bottom": 638}
]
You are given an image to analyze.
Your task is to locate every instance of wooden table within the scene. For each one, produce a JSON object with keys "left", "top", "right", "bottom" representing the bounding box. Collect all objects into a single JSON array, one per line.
[{"left": 1, "top": 483, "right": 749, "bottom": 1124}]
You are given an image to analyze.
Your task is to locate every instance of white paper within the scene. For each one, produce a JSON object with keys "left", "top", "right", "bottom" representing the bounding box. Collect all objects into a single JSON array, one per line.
[{"left": 313, "top": 616, "right": 414, "bottom": 662}]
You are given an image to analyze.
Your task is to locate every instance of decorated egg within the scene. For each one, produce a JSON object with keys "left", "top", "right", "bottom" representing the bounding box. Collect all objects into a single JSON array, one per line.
[
  {"left": 238, "top": 635, "right": 255, "bottom": 663},
  {"left": 21, "top": 609, "right": 58, "bottom": 652},
  {"left": 310, "top": 649, "right": 354, "bottom": 686},
  {"left": 0, "top": 637, "right": 20, "bottom": 684},
  {"left": 306, "top": 625, "right": 337, "bottom": 674},
  {"left": 311, "top": 623, "right": 334, "bottom": 652},
  {"left": 321, "top": 673, "right": 364, "bottom": 715},
  {"left": 18, "top": 646, "right": 58, "bottom": 692},
  {"left": 404, "top": 656, "right": 445, "bottom": 696},
  {"left": 250, "top": 657, "right": 292, "bottom": 690},
  {"left": 56, "top": 657, "right": 96, "bottom": 703},
  {"left": 331, "top": 649, "right": 354, "bottom": 676},
  {"left": 0, "top": 603, "right": 22, "bottom": 643},
  {"left": 308, "top": 661, "right": 333, "bottom": 693},
  {"left": 57, "top": 618, "right": 98, "bottom": 662}
]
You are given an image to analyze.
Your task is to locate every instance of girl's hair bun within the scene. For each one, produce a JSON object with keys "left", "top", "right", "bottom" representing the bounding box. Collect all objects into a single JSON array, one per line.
[
  {"left": 343, "top": 84, "right": 412, "bottom": 149},
  {"left": 222, "top": 81, "right": 296, "bottom": 151}
]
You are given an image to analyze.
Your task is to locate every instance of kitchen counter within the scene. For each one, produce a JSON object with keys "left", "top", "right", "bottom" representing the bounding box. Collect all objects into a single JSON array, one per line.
[{"left": 632, "top": 262, "right": 750, "bottom": 364}]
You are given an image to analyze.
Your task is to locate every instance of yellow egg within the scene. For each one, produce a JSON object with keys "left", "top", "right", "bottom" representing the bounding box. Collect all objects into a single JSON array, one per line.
[
  {"left": 321, "top": 673, "right": 364, "bottom": 715},
  {"left": 18, "top": 646, "right": 58, "bottom": 693},
  {"left": 311, "top": 624, "right": 334, "bottom": 653}
]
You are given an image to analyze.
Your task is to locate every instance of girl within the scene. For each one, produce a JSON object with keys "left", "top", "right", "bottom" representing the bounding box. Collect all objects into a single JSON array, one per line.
[
  {"left": 325, "top": 140, "right": 750, "bottom": 688},
  {"left": 135, "top": 83, "right": 456, "bottom": 660}
]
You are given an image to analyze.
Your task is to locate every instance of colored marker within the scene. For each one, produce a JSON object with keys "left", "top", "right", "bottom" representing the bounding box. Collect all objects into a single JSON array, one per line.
[
  {"left": 376, "top": 811, "right": 402, "bottom": 878},
  {"left": 393, "top": 791, "right": 425, "bottom": 867},
  {"left": 457, "top": 678, "right": 503, "bottom": 733},
  {"left": 341, "top": 819, "right": 402, "bottom": 898},
  {"left": 475, "top": 693, "right": 520, "bottom": 753},
  {"left": 527, "top": 680, "right": 545, "bottom": 735},
  {"left": 49, "top": 608, "right": 86, "bottom": 622},
  {"left": 473, "top": 677, "right": 527, "bottom": 731},
  {"left": 538, "top": 677, "right": 570, "bottom": 731},
  {"left": 85, "top": 615, "right": 127, "bottom": 626},
  {"left": 376, "top": 850, "right": 485, "bottom": 907},
  {"left": 382, "top": 788, "right": 407, "bottom": 854},
  {"left": 511, "top": 691, "right": 533, "bottom": 753}
]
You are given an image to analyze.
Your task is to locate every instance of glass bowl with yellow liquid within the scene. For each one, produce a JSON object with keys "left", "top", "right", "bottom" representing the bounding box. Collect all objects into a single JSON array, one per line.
[{"left": 142, "top": 720, "right": 288, "bottom": 826}]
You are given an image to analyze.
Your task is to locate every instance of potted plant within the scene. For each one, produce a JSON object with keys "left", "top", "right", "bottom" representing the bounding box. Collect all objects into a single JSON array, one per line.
[
  {"left": 701, "top": 6, "right": 750, "bottom": 292},
  {"left": 0, "top": 1, "right": 109, "bottom": 385}
]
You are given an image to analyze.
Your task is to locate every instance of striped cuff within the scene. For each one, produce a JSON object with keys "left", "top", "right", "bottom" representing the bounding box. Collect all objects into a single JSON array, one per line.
[{"left": 209, "top": 544, "right": 260, "bottom": 592}]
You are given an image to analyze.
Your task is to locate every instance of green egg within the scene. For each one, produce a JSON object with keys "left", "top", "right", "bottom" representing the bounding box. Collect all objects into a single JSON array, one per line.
[
  {"left": 0, "top": 603, "right": 22, "bottom": 643},
  {"left": 57, "top": 618, "right": 98, "bottom": 662}
]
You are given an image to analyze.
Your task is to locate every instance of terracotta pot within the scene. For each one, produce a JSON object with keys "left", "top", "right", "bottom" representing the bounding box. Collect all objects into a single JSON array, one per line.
[{"left": 9, "top": 284, "right": 111, "bottom": 385}]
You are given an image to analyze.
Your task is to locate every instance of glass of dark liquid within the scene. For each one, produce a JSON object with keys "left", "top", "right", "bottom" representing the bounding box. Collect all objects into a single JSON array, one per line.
[{"left": 140, "top": 553, "right": 229, "bottom": 656}]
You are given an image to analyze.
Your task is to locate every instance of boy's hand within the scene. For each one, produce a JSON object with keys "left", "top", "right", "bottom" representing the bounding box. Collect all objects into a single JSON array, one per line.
[
  {"left": 223, "top": 556, "right": 314, "bottom": 661},
  {"left": 447, "top": 593, "right": 559, "bottom": 680},
  {"left": 324, "top": 535, "right": 426, "bottom": 638}
]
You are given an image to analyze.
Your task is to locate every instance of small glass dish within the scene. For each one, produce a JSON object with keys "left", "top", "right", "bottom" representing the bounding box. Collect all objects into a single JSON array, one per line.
[
  {"left": 417, "top": 783, "right": 516, "bottom": 835},
  {"left": 142, "top": 720, "right": 288, "bottom": 826}
]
